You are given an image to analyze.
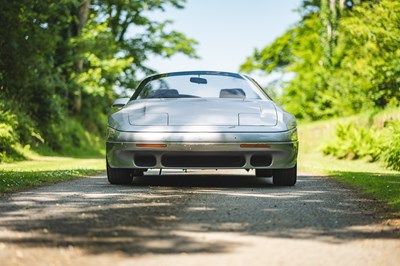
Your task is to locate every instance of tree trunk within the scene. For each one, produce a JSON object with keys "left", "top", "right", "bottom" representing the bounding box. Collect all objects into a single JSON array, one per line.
[
  {"left": 320, "top": 0, "right": 340, "bottom": 67},
  {"left": 72, "top": 0, "right": 91, "bottom": 113}
]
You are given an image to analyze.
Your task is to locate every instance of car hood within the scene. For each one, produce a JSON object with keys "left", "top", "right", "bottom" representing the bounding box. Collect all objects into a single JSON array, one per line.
[{"left": 122, "top": 99, "right": 277, "bottom": 126}]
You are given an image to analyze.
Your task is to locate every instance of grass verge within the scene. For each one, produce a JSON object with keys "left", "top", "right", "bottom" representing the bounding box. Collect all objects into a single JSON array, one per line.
[
  {"left": 0, "top": 156, "right": 105, "bottom": 193},
  {"left": 298, "top": 115, "right": 400, "bottom": 213}
]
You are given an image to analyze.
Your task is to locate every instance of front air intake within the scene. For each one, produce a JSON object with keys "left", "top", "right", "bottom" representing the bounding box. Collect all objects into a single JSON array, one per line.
[
  {"left": 250, "top": 154, "right": 272, "bottom": 167},
  {"left": 161, "top": 154, "right": 246, "bottom": 167},
  {"left": 134, "top": 154, "right": 157, "bottom": 167}
]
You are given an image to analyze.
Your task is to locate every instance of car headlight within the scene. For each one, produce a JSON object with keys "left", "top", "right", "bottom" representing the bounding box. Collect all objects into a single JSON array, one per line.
[{"left": 282, "top": 111, "right": 297, "bottom": 130}]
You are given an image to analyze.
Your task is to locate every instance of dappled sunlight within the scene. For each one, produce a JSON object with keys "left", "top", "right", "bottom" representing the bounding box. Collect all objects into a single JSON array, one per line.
[
  {"left": 186, "top": 206, "right": 217, "bottom": 212},
  {"left": 193, "top": 190, "right": 326, "bottom": 199},
  {"left": 0, "top": 158, "right": 104, "bottom": 172},
  {"left": 0, "top": 172, "right": 398, "bottom": 260}
]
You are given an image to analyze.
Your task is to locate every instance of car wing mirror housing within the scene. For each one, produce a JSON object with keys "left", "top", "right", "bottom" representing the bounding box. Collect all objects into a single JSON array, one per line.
[{"left": 112, "top": 98, "right": 130, "bottom": 108}]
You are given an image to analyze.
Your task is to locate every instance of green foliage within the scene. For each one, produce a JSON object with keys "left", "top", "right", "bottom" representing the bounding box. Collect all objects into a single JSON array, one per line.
[
  {"left": 241, "top": 0, "right": 400, "bottom": 170},
  {"left": 321, "top": 122, "right": 382, "bottom": 161},
  {"left": 382, "top": 121, "right": 400, "bottom": 171},
  {"left": 55, "top": 118, "right": 105, "bottom": 157},
  {"left": 90, "top": 0, "right": 198, "bottom": 90},
  {"left": 0, "top": 123, "right": 16, "bottom": 162},
  {"left": 0, "top": 0, "right": 197, "bottom": 161},
  {"left": 321, "top": 111, "right": 400, "bottom": 171},
  {"left": 0, "top": 102, "right": 29, "bottom": 162},
  {"left": 241, "top": 0, "right": 400, "bottom": 120},
  {"left": 339, "top": 0, "right": 400, "bottom": 108},
  {"left": 241, "top": 29, "right": 294, "bottom": 73}
]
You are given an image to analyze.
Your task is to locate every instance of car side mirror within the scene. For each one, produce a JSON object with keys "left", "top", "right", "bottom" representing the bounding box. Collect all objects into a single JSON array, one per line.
[{"left": 112, "top": 98, "right": 130, "bottom": 108}]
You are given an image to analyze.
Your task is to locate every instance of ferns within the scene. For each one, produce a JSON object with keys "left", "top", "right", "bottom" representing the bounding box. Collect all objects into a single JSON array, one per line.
[{"left": 322, "top": 119, "right": 400, "bottom": 171}]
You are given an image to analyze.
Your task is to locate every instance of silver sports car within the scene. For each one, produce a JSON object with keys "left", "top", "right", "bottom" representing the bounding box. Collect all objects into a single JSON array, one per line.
[{"left": 106, "top": 71, "right": 298, "bottom": 186}]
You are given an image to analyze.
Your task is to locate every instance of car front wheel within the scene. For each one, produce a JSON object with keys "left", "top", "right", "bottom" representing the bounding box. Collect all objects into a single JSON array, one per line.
[
  {"left": 272, "top": 165, "right": 297, "bottom": 186},
  {"left": 106, "top": 160, "right": 143, "bottom": 185}
]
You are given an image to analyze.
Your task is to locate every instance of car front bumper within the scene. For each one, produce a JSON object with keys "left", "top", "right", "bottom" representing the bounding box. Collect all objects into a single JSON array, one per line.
[{"left": 106, "top": 129, "right": 298, "bottom": 169}]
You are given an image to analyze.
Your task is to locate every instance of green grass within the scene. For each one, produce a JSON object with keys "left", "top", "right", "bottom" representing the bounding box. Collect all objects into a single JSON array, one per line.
[
  {"left": 298, "top": 112, "right": 400, "bottom": 212},
  {"left": 0, "top": 156, "right": 105, "bottom": 193}
]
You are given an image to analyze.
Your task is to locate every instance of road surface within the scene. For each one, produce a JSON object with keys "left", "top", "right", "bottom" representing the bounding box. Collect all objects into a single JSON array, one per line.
[{"left": 0, "top": 170, "right": 399, "bottom": 265}]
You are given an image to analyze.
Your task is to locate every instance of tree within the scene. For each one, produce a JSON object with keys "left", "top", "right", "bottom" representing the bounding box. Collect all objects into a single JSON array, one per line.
[
  {"left": 241, "top": 0, "right": 399, "bottom": 120},
  {"left": 68, "top": 0, "right": 199, "bottom": 112},
  {"left": 0, "top": 0, "right": 198, "bottom": 158}
]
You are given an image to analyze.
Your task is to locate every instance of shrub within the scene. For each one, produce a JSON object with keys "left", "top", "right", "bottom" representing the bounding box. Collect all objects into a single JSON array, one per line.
[
  {"left": 0, "top": 104, "right": 25, "bottom": 162},
  {"left": 322, "top": 116, "right": 400, "bottom": 171},
  {"left": 41, "top": 118, "right": 104, "bottom": 157},
  {"left": 382, "top": 121, "right": 400, "bottom": 171},
  {"left": 321, "top": 122, "right": 382, "bottom": 161}
]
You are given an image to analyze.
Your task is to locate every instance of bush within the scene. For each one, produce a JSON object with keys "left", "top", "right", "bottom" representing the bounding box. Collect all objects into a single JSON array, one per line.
[
  {"left": 382, "top": 121, "right": 400, "bottom": 171},
  {"left": 0, "top": 99, "right": 104, "bottom": 162},
  {"left": 0, "top": 123, "right": 15, "bottom": 161},
  {"left": 322, "top": 117, "right": 400, "bottom": 171},
  {"left": 321, "top": 122, "right": 382, "bottom": 161},
  {"left": 40, "top": 117, "right": 104, "bottom": 157},
  {"left": 0, "top": 104, "right": 25, "bottom": 162}
]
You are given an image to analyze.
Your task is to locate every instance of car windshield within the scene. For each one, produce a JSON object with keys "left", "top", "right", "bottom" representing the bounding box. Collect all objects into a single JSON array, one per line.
[{"left": 135, "top": 73, "right": 263, "bottom": 100}]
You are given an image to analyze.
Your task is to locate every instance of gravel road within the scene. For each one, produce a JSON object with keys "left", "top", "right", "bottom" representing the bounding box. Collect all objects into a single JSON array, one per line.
[{"left": 0, "top": 170, "right": 399, "bottom": 266}]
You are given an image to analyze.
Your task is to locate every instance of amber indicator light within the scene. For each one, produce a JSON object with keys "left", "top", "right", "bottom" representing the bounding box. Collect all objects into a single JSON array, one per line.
[
  {"left": 240, "top": 144, "right": 271, "bottom": 148},
  {"left": 136, "top": 144, "right": 167, "bottom": 148}
]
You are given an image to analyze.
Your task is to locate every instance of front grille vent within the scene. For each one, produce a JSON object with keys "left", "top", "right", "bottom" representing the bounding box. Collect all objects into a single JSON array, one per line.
[{"left": 161, "top": 154, "right": 246, "bottom": 167}]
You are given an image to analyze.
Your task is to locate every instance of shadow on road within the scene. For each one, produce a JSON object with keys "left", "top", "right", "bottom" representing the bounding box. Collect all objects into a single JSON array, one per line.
[
  {"left": 133, "top": 169, "right": 273, "bottom": 187},
  {"left": 0, "top": 172, "right": 398, "bottom": 256}
]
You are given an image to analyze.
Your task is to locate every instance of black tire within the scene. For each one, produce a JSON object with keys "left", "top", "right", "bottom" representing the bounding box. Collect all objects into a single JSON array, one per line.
[
  {"left": 106, "top": 160, "right": 134, "bottom": 185},
  {"left": 255, "top": 169, "right": 273, "bottom": 177},
  {"left": 272, "top": 165, "right": 297, "bottom": 186}
]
